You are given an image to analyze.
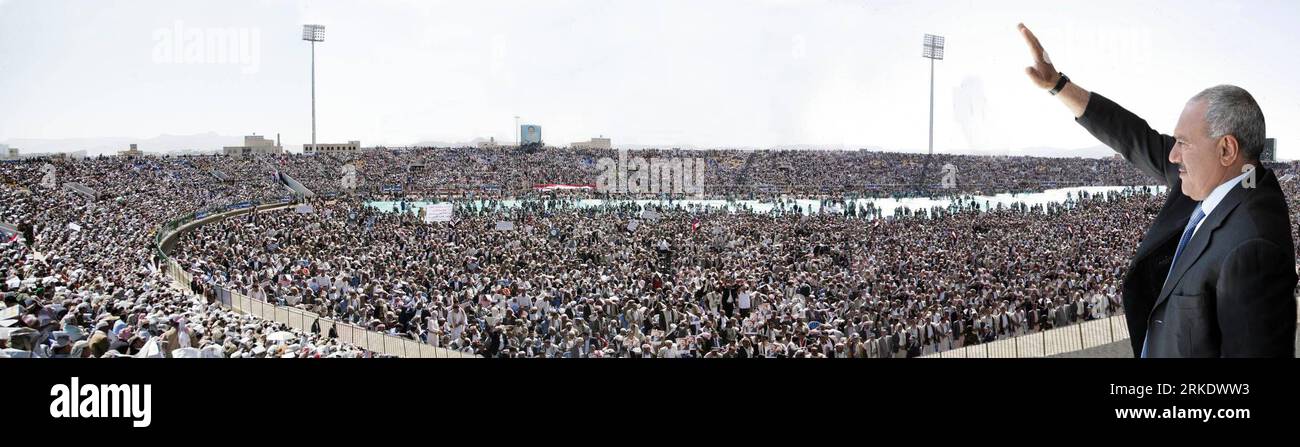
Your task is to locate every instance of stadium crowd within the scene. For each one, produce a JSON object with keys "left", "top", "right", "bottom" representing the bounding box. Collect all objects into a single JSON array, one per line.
[
  {"left": 168, "top": 187, "right": 1156, "bottom": 358},
  {"left": 1, "top": 157, "right": 368, "bottom": 358},
  {"left": 1, "top": 148, "right": 1295, "bottom": 358},
  {"left": 267, "top": 146, "right": 1154, "bottom": 199}
]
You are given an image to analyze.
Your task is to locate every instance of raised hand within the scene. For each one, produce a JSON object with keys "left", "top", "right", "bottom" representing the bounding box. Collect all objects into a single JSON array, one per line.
[{"left": 1019, "top": 23, "right": 1060, "bottom": 90}]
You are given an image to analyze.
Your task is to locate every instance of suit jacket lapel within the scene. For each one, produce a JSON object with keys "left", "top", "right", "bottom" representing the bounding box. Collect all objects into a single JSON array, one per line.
[
  {"left": 1150, "top": 199, "right": 1232, "bottom": 313},
  {"left": 1133, "top": 184, "right": 1195, "bottom": 264}
]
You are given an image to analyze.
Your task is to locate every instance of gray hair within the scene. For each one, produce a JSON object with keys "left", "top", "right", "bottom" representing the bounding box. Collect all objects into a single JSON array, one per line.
[{"left": 1190, "top": 85, "right": 1267, "bottom": 161}]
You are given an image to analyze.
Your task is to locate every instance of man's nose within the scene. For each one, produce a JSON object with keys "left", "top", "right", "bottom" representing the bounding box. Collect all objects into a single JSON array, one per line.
[{"left": 1169, "top": 144, "right": 1182, "bottom": 164}]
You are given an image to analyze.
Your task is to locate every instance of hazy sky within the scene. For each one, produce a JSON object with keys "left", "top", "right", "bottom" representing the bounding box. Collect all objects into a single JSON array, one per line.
[{"left": 1, "top": 0, "right": 1297, "bottom": 158}]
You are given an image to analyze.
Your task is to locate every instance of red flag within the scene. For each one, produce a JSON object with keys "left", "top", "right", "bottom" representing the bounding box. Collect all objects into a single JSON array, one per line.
[{"left": 692, "top": 219, "right": 700, "bottom": 232}]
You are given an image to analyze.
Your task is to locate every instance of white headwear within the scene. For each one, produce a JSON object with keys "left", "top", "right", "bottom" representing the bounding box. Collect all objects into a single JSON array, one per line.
[
  {"left": 136, "top": 338, "right": 165, "bottom": 358},
  {"left": 171, "top": 347, "right": 202, "bottom": 358},
  {"left": 177, "top": 320, "right": 191, "bottom": 348}
]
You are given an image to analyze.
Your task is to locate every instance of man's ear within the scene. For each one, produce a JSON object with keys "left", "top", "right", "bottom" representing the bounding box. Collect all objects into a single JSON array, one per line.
[{"left": 1220, "top": 134, "right": 1241, "bottom": 166}]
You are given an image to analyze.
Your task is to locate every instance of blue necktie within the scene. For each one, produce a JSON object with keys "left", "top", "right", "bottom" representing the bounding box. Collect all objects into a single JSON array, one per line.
[{"left": 1141, "top": 205, "right": 1206, "bottom": 358}]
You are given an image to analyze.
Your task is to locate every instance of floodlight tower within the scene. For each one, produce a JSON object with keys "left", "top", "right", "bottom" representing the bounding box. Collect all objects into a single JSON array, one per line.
[
  {"left": 303, "top": 24, "right": 326, "bottom": 151},
  {"left": 920, "top": 34, "right": 945, "bottom": 192}
]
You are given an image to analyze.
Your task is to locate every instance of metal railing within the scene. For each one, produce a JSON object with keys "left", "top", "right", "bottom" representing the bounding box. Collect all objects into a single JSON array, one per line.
[
  {"left": 923, "top": 299, "right": 1300, "bottom": 358},
  {"left": 921, "top": 315, "right": 1129, "bottom": 358},
  {"left": 153, "top": 198, "right": 474, "bottom": 358}
]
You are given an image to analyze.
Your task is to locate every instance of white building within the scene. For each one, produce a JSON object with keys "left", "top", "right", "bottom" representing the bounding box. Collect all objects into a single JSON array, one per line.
[
  {"left": 303, "top": 140, "right": 361, "bottom": 155},
  {"left": 571, "top": 137, "right": 611, "bottom": 150},
  {"left": 119, "top": 144, "right": 144, "bottom": 158},
  {"left": 224, "top": 134, "right": 284, "bottom": 157},
  {"left": 0, "top": 146, "right": 77, "bottom": 160}
]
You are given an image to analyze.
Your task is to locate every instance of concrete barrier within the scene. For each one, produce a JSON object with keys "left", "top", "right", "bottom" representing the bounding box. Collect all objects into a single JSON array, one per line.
[
  {"left": 279, "top": 172, "right": 316, "bottom": 197},
  {"left": 63, "top": 182, "right": 98, "bottom": 200}
]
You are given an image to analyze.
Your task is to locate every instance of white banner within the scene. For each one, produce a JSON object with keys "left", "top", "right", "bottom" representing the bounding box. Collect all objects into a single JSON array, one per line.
[
  {"left": 0, "top": 304, "right": 18, "bottom": 321},
  {"left": 533, "top": 184, "right": 594, "bottom": 192},
  {"left": 423, "top": 203, "right": 454, "bottom": 223},
  {"left": 495, "top": 221, "right": 515, "bottom": 231}
]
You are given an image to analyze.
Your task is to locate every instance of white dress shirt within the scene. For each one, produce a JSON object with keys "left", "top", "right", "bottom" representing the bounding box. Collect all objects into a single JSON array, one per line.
[
  {"left": 1158, "top": 169, "right": 1254, "bottom": 293},
  {"left": 1190, "top": 169, "right": 1254, "bottom": 239}
]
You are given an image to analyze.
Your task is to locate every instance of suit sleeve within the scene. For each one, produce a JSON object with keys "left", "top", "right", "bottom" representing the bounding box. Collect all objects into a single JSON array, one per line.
[
  {"left": 1074, "top": 92, "right": 1178, "bottom": 187},
  {"left": 1216, "top": 238, "right": 1299, "bottom": 357}
]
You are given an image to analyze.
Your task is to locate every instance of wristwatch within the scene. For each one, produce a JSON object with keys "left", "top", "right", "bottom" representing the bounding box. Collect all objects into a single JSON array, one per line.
[{"left": 1049, "top": 73, "right": 1069, "bottom": 96}]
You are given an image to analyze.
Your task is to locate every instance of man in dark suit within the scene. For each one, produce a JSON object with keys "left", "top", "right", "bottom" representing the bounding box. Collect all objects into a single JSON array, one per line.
[{"left": 1019, "top": 23, "right": 1297, "bottom": 357}]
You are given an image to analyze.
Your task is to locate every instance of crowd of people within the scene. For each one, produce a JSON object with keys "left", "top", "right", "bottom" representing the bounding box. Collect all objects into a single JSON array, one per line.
[
  {"left": 2, "top": 149, "right": 1296, "bottom": 358},
  {"left": 740, "top": 150, "right": 1154, "bottom": 197},
  {"left": 265, "top": 146, "right": 1157, "bottom": 200},
  {"left": 1, "top": 157, "right": 370, "bottom": 358},
  {"left": 169, "top": 186, "right": 1159, "bottom": 358}
]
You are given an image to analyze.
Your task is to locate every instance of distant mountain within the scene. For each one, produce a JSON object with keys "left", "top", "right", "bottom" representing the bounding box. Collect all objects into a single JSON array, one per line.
[
  {"left": 3, "top": 133, "right": 1120, "bottom": 159},
  {"left": 410, "top": 138, "right": 487, "bottom": 148},
  {"left": 894, "top": 145, "right": 1115, "bottom": 159},
  {"left": 607, "top": 144, "right": 1117, "bottom": 158},
  {"left": 2, "top": 132, "right": 243, "bottom": 156},
  {"left": 1011, "top": 145, "right": 1115, "bottom": 158}
]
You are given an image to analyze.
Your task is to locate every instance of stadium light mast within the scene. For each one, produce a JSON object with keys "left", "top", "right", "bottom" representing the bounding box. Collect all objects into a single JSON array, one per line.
[
  {"left": 303, "top": 24, "right": 326, "bottom": 152},
  {"left": 921, "top": 34, "right": 945, "bottom": 190},
  {"left": 514, "top": 116, "right": 520, "bottom": 147}
]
